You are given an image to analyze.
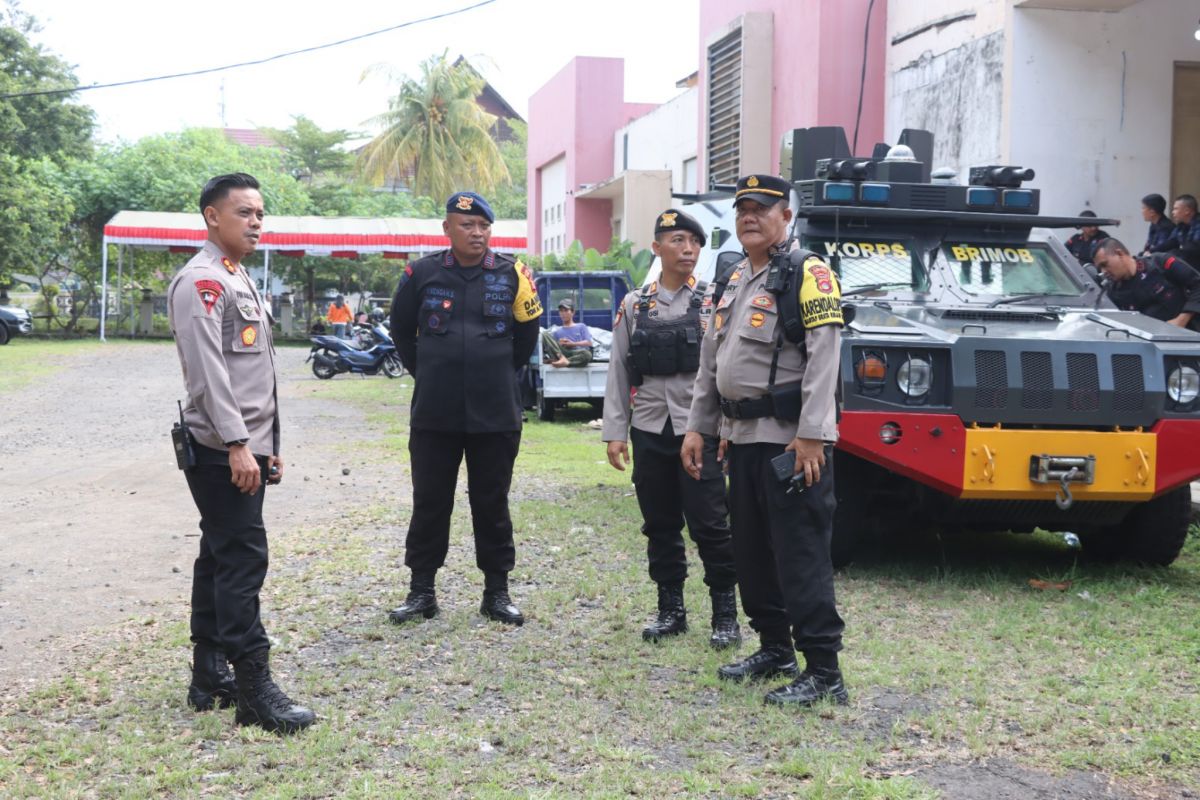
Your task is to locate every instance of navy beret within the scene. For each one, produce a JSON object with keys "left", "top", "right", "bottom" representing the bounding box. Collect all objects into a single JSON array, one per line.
[
  {"left": 654, "top": 208, "right": 706, "bottom": 246},
  {"left": 446, "top": 191, "right": 494, "bottom": 223}
]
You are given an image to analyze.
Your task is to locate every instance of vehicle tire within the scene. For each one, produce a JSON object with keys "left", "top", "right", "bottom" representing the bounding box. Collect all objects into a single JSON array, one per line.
[
  {"left": 1117, "top": 485, "right": 1192, "bottom": 566},
  {"left": 311, "top": 349, "right": 338, "bottom": 380},
  {"left": 537, "top": 389, "right": 555, "bottom": 422},
  {"left": 382, "top": 352, "right": 404, "bottom": 378},
  {"left": 0, "top": 323, "right": 9, "bottom": 345}
]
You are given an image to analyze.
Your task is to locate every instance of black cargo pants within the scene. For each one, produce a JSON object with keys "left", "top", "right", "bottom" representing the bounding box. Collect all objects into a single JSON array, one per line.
[
  {"left": 404, "top": 427, "right": 521, "bottom": 575},
  {"left": 185, "top": 445, "right": 271, "bottom": 662},
  {"left": 630, "top": 421, "right": 736, "bottom": 590},
  {"left": 726, "top": 442, "right": 844, "bottom": 655}
]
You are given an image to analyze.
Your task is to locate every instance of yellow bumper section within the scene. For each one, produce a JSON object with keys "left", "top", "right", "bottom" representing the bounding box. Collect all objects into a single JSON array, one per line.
[{"left": 960, "top": 427, "right": 1155, "bottom": 501}]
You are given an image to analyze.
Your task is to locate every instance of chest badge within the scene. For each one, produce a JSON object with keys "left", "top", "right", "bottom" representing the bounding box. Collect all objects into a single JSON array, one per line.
[
  {"left": 441, "top": 298, "right": 453, "bottom": 310},
  {"left": 749, "top": 311, "right": 766, "bottom": 328},
  {"left": 751, "top": 295, "right": 774, "bottom": 310},
  {"left": 241, "top": 325, "right": 257, "bottom": 346},
  {"left": 714, "top": 313, "right": 725, "bottom": 331}
]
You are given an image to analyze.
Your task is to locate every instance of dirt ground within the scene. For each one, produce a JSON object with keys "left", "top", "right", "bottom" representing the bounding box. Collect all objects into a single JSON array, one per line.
[
  {"left": 0, "top": 342, "right": 404, "bottom": 693},
  {"left": 0, "top": 342, "right": 1192, "bottom": 799}
]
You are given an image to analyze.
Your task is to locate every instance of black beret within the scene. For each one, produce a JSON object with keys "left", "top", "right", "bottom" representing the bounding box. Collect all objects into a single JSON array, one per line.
[
  {"left": 653, "top": 208, "right": 706, "bottom": 246},
  {"left": 446, "top": 191, "right": 495, "bottom": 223},
  {"left": 734, "top": 174, "right": 791, "bottom": 207}
]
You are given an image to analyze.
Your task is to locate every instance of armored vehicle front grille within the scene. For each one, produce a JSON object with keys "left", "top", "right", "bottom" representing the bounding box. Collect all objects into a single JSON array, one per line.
[
  {"left": 908, "top": 185, "right": 949, "bottom": 210},
  {"left": 1020, "top": 352, "right": 1053, "bottom": 409},
  {"left": 1112, "top": 354, "right": 1145, "bottom": 412},
  {"left": 974, "top": 350, "right": 1008, "bottom": 409},
  {"left": 1066, "top": 353, "right": 1099, "bottom": 412}
]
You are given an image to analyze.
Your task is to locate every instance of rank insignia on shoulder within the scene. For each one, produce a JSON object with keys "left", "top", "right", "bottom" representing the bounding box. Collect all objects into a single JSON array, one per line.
[
  {"left": 751, "top": 295, "right": 774, "bottom": 309},
  {"left": 222, "top": 257, "right": 237, "bottom": 274},
  {"left": 241, "top": 325, "right": 257, "bottom": 346},
  {"left": 749, "top": 311, "right": 766, "bottom": 328},
  {"left": 687, "top": 275, "right": 696, "bottom": 288}
]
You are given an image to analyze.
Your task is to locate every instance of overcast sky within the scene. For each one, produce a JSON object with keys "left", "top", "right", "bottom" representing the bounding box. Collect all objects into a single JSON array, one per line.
[{"left": 22, "top": 0, "right": 700, "bottom": 145}]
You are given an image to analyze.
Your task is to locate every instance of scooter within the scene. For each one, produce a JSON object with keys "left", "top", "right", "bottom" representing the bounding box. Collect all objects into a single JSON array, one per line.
[{"left": 306, "top": 323, "right": 404, "bottom": 379}]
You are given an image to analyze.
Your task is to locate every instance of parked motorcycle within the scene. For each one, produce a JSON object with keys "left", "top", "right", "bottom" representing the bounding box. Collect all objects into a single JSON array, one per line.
[{"left": 306, "top": 323, "right": 404, "bottom": 379}]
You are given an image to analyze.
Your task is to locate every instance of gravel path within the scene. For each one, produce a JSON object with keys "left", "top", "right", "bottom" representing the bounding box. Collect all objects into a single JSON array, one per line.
[{"left": 0, "top": 341, "right": 406, "bottom": 690}]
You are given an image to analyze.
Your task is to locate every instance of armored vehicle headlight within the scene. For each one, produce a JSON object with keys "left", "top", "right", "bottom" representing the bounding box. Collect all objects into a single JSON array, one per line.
[
  {"left": 854, "top": 350, "right": 888, "bottom": 393},
  {"left": 897, "top": 355, "right": 933, "bottom": 400},
  {"left": 1167, "top": 364, "right": 1200, "bottom": 405}
]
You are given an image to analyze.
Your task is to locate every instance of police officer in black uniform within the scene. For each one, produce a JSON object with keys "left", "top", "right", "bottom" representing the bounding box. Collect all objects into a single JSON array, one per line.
[
  {"left": 1064, "top": 210, "right": 1110, "bottom": 266},
  {"left": 1142, "top": 193, "right": 1176, "bottom": 254},
  {"left": 1094, "top": 237, "right": 1200, "bottom": 330},
  {"left": 601, "top": 209, "right": 740, "bottom": 648},
  {"left": 388, "top": 192, "right": 543, "bottom": 626}
]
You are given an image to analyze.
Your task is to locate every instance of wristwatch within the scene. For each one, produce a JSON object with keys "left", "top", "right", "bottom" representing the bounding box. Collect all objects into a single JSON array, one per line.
[{"left": 225, "top": 439, "right": 249, "bottom": 447}]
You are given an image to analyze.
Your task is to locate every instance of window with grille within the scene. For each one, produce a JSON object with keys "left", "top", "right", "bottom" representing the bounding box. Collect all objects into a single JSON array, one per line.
[{"left": 707, "top": 29, "right": 741, "bottom": 188}]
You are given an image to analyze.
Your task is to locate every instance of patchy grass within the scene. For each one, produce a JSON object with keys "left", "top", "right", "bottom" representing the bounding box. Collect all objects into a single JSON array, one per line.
[
  {"left": 1, "top": 372, "right": 1197, "bottom": 798},
  {"left": 0, "top": 338, "right": 111, "bottom": 394}
]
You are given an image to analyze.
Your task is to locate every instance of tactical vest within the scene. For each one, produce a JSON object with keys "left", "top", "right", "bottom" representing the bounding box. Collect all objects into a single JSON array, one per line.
[{"left": 627, "top": 282, "right": 707, "bottom": 386}]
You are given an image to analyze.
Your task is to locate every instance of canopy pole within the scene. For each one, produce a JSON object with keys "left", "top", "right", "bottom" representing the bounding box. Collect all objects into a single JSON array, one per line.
[
  {"left": 99, "top": 238, "right": 109, "bottom": 342},
  {"left": 128, "top": 247, "right": 136, "bottom": 337},
  {"left": 115, "top": 245, "right": 123, "bottom": 315},
  {"left": 263, "top": 248, "right": 271, "bottom": 300}
]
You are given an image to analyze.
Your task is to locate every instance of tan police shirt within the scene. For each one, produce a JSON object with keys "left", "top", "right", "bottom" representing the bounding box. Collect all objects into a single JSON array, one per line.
[
  {"left": 687, "top": 246, "right": 841, "bottom": 446},
  {"left": 602, "top": 277, "right": 712, "bottom": 440},
  {"left": 167, "top": 240, "right": 279, "bottom": 457}
]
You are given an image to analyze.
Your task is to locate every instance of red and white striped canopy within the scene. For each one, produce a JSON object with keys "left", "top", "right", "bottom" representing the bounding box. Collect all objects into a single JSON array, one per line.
[{"left": 103, "top": 210, "right": 527, "bottom": 258}]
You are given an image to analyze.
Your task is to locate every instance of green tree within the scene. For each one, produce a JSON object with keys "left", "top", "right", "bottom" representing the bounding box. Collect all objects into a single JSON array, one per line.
[
  {"left": 489, "top": 118, "right": 527, "bottom": 220},
  {"left": 264, "top": 115, "right": 359, "bottom": 182},
  {"left": 358, "top": 52, "right": 509, "bottom": 202},
  {"left": 0, "top": 4, "right": 94, "bottom": 164}
]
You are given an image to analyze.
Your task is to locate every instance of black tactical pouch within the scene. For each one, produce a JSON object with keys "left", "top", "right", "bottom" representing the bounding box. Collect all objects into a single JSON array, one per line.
[
  {"left": 171, "top": 401, "right": 196, "bottom": 471},
  {"left": 768, "top": 380, "right": 805, "bottom": 421}
]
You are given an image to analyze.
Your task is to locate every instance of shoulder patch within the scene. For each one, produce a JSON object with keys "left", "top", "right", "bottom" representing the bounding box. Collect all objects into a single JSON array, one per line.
[
  {"left": 513, "top": 261, "right": 542, "bottom": 322},
  {"left": 195, "top": 279, "right": 223, "bottom": 314},
  {"left": 798, "top": 256, "right": 843, "bottom": 328}
]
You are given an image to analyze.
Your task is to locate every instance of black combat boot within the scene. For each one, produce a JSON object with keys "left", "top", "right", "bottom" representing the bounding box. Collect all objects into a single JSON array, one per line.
[
  {"left": 717, "top": 641, "right": 798, "bottom": 682},
  {"left": 480, "top": 572, "right": 524, "bottom": 626},
  {"left": 187, "top": 644, "right": 238, "bottom": 711},
  {"left": 764, "top": 667, "right": 849, "bottom": 707},
  {"left": 708, "top": 587, "right": 742, "bottom": 650},
  {"left": 232, "top": 648, "right": 316, "bottom": 735},
  {"left": 388, "top": 571, "right": 439, "bottom": 624},
  {"left": 642, "top": 582, "right": 687, "bottom": 642}
]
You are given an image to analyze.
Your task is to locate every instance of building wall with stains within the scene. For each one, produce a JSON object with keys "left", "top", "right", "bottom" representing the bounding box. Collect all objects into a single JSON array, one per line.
[
  {"left": 885, "top": 0, "right": 1007, "bottom": 180},
  {"left": 1010, "top": 1, "right": 1200, "bottom": 235}
]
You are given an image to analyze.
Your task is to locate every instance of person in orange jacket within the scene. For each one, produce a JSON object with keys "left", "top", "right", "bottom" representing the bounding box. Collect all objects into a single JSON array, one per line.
[{"left": 326, "top": 295, "right": 353, "bottom": 339}]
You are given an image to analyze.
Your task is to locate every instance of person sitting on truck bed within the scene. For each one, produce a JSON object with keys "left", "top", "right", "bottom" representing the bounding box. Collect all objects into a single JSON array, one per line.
[
  {"left": 1094, "top": 237, "right": 1200, "bottom": 331},
  {"left": 541, "top": 298, "right": 593, "bottom": 367}
]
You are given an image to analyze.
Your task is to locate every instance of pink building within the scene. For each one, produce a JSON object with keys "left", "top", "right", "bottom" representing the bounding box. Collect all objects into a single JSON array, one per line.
[{"left": 527, "top": 0, "right": 887, "bottom": 256}]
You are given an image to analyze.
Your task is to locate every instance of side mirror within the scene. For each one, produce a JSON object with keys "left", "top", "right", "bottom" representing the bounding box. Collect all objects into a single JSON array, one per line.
[{"left": 710, "top": 228, "right": 729, "bottom": 249}]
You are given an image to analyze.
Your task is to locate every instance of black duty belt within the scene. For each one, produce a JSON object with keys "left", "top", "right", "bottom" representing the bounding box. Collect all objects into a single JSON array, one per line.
[{"left": 719, "top": 395, "right": 775, "bottom": 420}]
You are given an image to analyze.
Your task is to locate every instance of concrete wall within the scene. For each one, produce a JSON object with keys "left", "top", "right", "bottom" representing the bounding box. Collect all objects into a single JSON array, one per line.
[
  {"left": 527, "top": 57, "right": 656, "bottom": 254},
  {"left": 698, "top": 0, "right": 887, "bottom": 181},
  {"left": 885, "top": 0, "right": 1007, "bottom": 179},
  {"left": 1010, "top": 0, "right": 1200, "bottom": 234},
  {"left": 613, "top": 89, "right": 699, "bottom": 193}
]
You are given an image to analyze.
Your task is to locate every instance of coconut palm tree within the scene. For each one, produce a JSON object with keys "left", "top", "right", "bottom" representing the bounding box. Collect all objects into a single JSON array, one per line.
[{"left": 358, "top": 53, "right": 509, "bottom": 202}]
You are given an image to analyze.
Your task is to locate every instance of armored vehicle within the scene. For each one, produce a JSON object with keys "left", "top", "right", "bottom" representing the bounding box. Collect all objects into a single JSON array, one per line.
[{"left": 695, "top": 127, "right": 1200, "bottom": 566}]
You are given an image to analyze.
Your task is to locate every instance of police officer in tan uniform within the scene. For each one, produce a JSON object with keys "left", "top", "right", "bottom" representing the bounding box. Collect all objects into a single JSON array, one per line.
[
  {"left": 682, "top": 174, "right": 848, "bottom": 708},
  {"left": 168, "top": 172, "right": 315, "bottom": 734},
  {"left": 602, "top": 209, "right": 740, "bottom": 648}
]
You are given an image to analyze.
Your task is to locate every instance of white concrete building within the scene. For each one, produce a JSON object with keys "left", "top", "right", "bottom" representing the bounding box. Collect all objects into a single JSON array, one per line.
[{"left": 886, "top": 0, "right": 1200, "bottom": 238}]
